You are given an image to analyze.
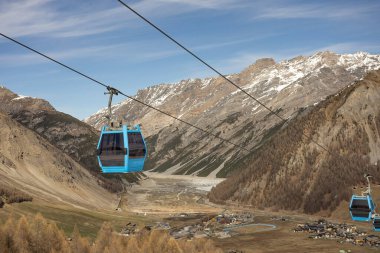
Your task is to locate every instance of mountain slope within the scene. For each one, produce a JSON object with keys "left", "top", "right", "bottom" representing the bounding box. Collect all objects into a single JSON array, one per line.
[
  {"left": 0, "top": 112, "right": 117, "bottom": 209},
  {"left": 0, "top": 87, "right": 142, "bottom": 192},
  {"left": 0, "top": 87, "right": 98, "bottom": 172},
  {"left": 85, "top": 51, "right": 380, "bottom": 178},
  {"left": 208, "top": 69, "right": 380, "bottom": 215}
]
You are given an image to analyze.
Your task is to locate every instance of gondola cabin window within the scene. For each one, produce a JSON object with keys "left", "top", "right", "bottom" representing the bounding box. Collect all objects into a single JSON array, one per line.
[
  {"left": 128, "top": 132, "right": 146, "bottom": 158},
  {"left": 98, "top": 133, "right": 126, "bottom": 166}
]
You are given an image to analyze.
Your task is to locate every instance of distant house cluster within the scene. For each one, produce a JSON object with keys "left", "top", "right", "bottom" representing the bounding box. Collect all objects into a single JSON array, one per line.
[
  {"left": 294, "top": 219, "right": 380, "bottom": 248},
  {"left": 170, "top": 212, "right": 254, "bottom": 240},
  {"left": 119, "top": 221, "right": 172, "bottom": 236}
]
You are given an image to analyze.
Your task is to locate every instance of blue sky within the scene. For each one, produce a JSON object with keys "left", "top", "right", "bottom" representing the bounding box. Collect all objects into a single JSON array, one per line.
[{"left": 0, "top": 0, "right": 379, "bottom": 119}]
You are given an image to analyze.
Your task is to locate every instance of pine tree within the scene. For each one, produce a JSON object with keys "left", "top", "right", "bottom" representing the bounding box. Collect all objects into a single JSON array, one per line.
[
  {"left": 30, "top": 213, "right": 48, "bottom": 253},
  {"left": 125, "top": 236, "right": 140, "bottom": 253},
  {"left": 45, "top": 221, "right": 69, "bottom": 253},
  {"left": 2, "top": 213, "right": 16, "bottom": 253},
  {"left": 0, "top": 226, "right": 4, "bottom": 251},
  {"left": 71, "top": 224, "right": 90, "bottom": 253},
  {"left": 93, "top": 222, "right": 113, "bottom": 253},
  {"left": 15, "top": 216, "right": 32, "bottom": 253}
]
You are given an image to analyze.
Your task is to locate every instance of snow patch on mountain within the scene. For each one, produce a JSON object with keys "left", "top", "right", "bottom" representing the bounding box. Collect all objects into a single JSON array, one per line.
[
  {"left": 338, "top": 52, "right": 380, "bottom": 72},
  {"left": 200, "top": 78, "right": 213, "bottom": 89},
  {"left": 12, "top": 95, "right": 36, "bottom": 100},
  {"left": 86, "top": 52, "right": 380, "bottom": 123}
]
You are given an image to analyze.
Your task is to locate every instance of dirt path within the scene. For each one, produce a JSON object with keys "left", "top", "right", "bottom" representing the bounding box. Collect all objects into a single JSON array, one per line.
[{"left": 224, "top": 223, "right": 277, "bottom": 233}]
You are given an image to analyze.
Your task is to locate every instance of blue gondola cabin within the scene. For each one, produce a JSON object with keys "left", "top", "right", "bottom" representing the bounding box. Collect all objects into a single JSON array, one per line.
[
  {"left": 97, "top": 124, "right": 147, "bottom": 173},
  {"left": 349, "top": 195, "right": 376, "bottom": 222}
]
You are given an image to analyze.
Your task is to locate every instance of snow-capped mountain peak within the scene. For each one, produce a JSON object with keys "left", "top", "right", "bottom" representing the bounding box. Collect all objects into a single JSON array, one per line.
[{"left": 85, "top": 51, "right": 380, "bottom": 177}]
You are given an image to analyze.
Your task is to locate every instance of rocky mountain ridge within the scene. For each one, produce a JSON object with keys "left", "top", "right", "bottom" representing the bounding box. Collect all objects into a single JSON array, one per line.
[{"left": 85, "top": 51, "right": 380, "bottom": 177}]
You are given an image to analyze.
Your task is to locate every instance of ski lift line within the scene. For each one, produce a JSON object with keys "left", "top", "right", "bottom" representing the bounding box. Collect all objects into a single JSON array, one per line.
[
  {"left": 116, "top": 0, "right": 273, "bottom": 112},
  {"left": 0, "top": 32, "right": 249, "bottom": 153},
  {"left": 116, "top": 0, "right": 330, "bottom": 154},
  {"left": 0, "top": 33, "right": 109, "bottom": 90}
]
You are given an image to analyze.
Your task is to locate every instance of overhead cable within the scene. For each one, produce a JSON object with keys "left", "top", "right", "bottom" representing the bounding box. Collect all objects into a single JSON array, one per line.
[
  {"left": 0, "top": 32, "right": 249, "bottom": 152},
  {"left": 116, "top": 0, "right": 330, "bottom": 153}
]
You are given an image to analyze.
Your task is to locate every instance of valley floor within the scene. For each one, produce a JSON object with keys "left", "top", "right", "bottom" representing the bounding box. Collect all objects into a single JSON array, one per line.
[{"left": 1, "top": 173, "right": 379, "bottom": 252}]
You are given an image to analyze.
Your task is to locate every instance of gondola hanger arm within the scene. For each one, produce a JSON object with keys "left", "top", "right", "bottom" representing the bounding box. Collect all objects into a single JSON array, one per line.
[{"left": 104, "top": 86, "right": 119, "bottom": 126}]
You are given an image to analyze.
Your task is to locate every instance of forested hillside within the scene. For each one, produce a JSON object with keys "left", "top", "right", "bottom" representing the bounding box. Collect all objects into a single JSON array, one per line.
[{"left": 209, "top": 70, "right": 380, "bottom": 215}]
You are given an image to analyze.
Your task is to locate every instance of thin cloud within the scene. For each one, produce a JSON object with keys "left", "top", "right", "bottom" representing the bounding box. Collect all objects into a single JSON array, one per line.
[
  {"left": 0, "top": 0, "right": 248, "bottom": 38},
  {"left": 254, "top": 1, "right": 379, "bottom": 20},
  {"left": 0, "top": 0, "right": 127, "bottom": 38},
  {"left": 125, "top": 32, "right": 283, "bottom": 62},
  {"left": 193, "top": 33, "right": 282, "bottom": 52},
  {"left": 308, "top": 42, "right": 380, "bottom": 55},
  {"left": 0, "top": 43, "right": 128, "bottom": 66},
  {"left": 150, "top": 0, "right": 248, "bottom": 9},
  {"left": 0, "top": 33, "right": 281, "bottom": 65}
]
